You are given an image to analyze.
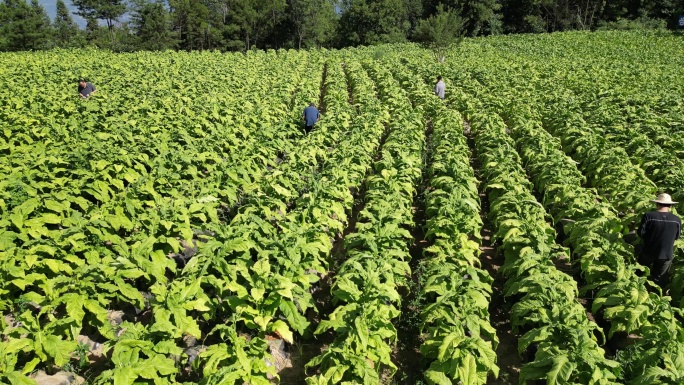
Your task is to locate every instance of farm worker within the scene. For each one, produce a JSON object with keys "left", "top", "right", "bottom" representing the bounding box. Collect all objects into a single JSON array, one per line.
[
  {"left": 434, "top": 76, "right": 445, "bottom": 100},
  {"left": 637, "top": 193, "right": 681, "bottom": 288},
  {"left": 302, "top": 102, "right": 320, "bottom": 134},
  {"left": 78, "top": 78, "right": 96, "bottom": 99}
]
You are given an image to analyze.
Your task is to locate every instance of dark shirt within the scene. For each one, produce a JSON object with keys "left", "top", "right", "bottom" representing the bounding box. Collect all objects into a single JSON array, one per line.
[
  {"left": 638, "top": 211, "right": 681, "bottom": 260},
  {"left": 303, "top": 106, "right": 319, "bottom": 126},
  {"left": 78, "top": 82, "right": 96, "bottom": 98}
]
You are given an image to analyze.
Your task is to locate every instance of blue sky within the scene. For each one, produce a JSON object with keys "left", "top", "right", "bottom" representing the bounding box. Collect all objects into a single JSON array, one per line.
[{"left": 39, "top": 0, "right": 88, "bottom": 28}]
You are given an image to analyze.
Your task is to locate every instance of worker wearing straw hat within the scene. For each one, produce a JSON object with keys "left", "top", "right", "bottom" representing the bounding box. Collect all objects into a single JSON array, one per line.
[{"left": 637, "top": 193, "right": 681, "bottom": 288}]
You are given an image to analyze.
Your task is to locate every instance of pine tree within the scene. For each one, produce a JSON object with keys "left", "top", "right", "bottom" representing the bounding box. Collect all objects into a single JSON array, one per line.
[
  {"left": 0, "top": 0, "right": 53, "bottom": 51},
  {"left": 72, "top": 0, "right": 127, "bottom": 45},
  {"left": 54, "top": 0, "right": 84, "bottom": 48},
  {"left": 132, "top": 0, "right": 178, "bottom": 50},
  {"left": 290, "top": 0, "right": 337, "bottom": 49},
  {"left": 169, "top": 0, "right": 209, "bottom": 50},
  {"left": 336, "top": 0, "right": 411, "bottom": 46},
  {"left": 218, "top": 0, "right": 287, "bottom": 50},
  {"left": 28, "top": 0, "right": 54, "bottom": 48}
]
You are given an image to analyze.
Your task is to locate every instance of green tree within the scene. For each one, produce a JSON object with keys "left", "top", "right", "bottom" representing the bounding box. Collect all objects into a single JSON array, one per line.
[
  {"left": 576, "top": 0, "right": 607, "bottom": 29},
  {"left": 230, "top": 0, "right": 262, "bottom": 50},
  {"left": 640, "top": 0, "right": 682, "bottom": 26},
  {"left": 424, "top": 0, "right": 501, "bottom": 36},
  {"left": 217, "top": 0, "right": 257, "bottom": 50},
  {"left": 404, "top": 0, "right": 423, "bottom": 35},
  {"left": 29, "top": 0, "right": 53, "bottom": 47},
  {"left": 201, "top": 0, "right": 228, "bottom": 50},
  {"left": 230, "top": 0, "right": 286, "bottom": 49},
  {"left": 500, "top": 0, "right": 553, "bottom": 32},
  {"left": 289, "top": 0, "right": 337, "bottom": 48},
  {"left": 0, "top": 0, "right": 53, "bottom": 51},
  {"left": 336, "top": 0, "right": 411, "bottom": 46},
  {"left": 84, "top": 15, "right": 99, "bottom": 41},
  {"left": 261, "top": 0, "right": 288, "bottom": 48},
  {"left": 465, "top": 0, "right": 502, "bottom": 34},
  {"left": 169, "top": 0, "right": 209, "bottom": 50},
  {"left": 72, "top": 0, "right": 127, "bottom": 45},
  {"left": 54, "top": 0, "right": 84, "bottom": 48},
  {"left": 415, "top": 4, "right": 464, "bottom": 61},
  {"left": 217, "top": 0, "right": 287, "bottom": 50},
  {"left": 131, "top": 0, "right": 178, "bottom": 50}
]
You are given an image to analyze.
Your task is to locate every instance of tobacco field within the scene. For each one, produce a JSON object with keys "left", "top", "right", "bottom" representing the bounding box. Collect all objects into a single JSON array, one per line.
[{"left": 2, "top": 30, "right": 684, "bottom": 385}]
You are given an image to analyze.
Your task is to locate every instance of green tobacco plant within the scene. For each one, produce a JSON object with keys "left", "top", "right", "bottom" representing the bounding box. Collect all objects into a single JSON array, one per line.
[{"left": 306, "top": 61, "right": 424, "bottom": 385}]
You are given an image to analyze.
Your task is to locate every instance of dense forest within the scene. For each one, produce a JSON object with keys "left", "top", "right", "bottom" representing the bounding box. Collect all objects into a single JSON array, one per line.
[{"left": 0, "top": 0, "right": 683, "bottom": 52}]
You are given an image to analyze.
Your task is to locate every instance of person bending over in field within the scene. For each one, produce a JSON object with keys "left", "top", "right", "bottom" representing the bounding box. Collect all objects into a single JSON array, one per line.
[
  {"left": 78, "top": 78, "right": 96, "bottom": 99},
  {"left": 302, "top": 102, "right": 320, "bottom": 134},
  {"left": 637, "top": 193, "right": 681, "bottom": 288},
  {"left": 434, "top": 76, "right": 445, "bottom": 100}
]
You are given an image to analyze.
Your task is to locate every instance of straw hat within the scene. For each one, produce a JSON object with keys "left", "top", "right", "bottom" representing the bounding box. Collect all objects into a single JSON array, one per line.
[{"left": 652, "top": 193, "right": 678, "bottom": 205}]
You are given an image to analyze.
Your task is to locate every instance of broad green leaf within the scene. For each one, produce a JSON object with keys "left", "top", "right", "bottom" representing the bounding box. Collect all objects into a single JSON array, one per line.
[
  {"left": 270, "top": 320, "right": 294, "bottom": 344},
  {"left": 42, "top": 335, "right": 76, "bottom": 367}
]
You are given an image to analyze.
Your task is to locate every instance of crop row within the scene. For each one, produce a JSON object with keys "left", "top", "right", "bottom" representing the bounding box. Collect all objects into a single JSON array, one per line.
[
  {"left": 573, "top": 93, "right": 684, "bottom": 206},
  {"left": 440, "top": 52, "right": 684, "bottom": 382},
  {"left": 386, "top": 60, "right": 499, "bottom": 385},
  {"left": 0, "top": 50, "right": 323, "bottom": 383},
  {"left": 3, "top": 50, "right": 332, "bottom": 381},
  {"left": 442, "top": 52, "right": 684, "bottom": 383},
  {"left": 0, "top": 50, "right": 318, "bottom": 278},
  {"left": 392, "top": 52, "right": 618, "bottom": 383},
  {"left": 502, "top": 104, "right": 684, "bottom": 384},
  {"left": 1, "top": 50, "right": 314, "bottom": 216},
  {"left": 542, "top": 90, "right": 684, "bottom": 305},
  {"left": 451, "top": 34, "right": 684, "bottom": 310},
  {"left": 305, "top": 61, "right": 424, "bottom": 384},
  {"left": 389, "top": 50, "right": 620, "bottom": 384},
  {"left": 420, "top": 109, "right": 498, "bottom": 384},
  {"left": 169, "top": 58, "right": 386, "bottom": 384},
  {"left": 524, "top": 85, "right": 684, "bottom": 319},
  {"left": 464, "top": 106, "right": 620, "bottom": 384},
  {"left": 187, "top": 57, "right": 400, "bottom": 384}
]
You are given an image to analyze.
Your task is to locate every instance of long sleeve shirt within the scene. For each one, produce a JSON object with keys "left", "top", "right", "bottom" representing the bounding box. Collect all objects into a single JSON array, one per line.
[
  {"left": 638, "top": 211, "right": 681, "bottom": 260},
  {"left": 434, "top": 81, "right": 445, "bottom": 99},
  {"left": 303, "top": 106, "right": 320, "bottom": 126}
]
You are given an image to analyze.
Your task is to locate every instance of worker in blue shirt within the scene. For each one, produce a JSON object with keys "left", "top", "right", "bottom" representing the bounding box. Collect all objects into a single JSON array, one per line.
[{"left": 302, "top": 102, "right": 320, "bottom": 134}]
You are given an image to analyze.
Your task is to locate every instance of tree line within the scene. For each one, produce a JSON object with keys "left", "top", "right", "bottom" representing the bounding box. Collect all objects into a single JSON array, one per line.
[{"left": 1, "top": 0, "right": 683, "bottom": 52}]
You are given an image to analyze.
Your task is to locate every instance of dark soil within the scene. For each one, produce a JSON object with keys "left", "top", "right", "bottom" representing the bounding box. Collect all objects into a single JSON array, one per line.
[{"left": 279, "top": 336, "right": 335, "bottom": 384}]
